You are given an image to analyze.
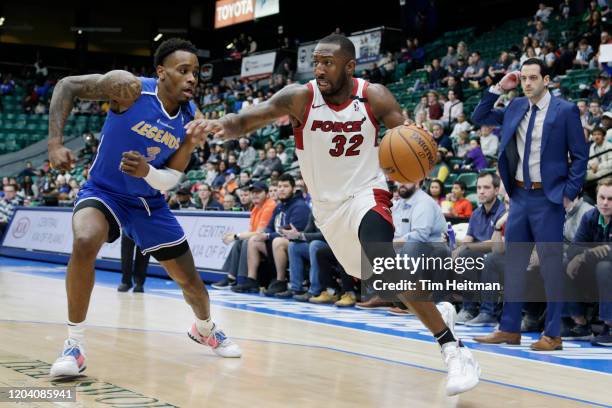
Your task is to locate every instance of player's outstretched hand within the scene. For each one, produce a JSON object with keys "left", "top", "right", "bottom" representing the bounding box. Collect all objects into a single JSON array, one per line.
[
  {"left": 120, "top": 151, "right": 149, "bottom": 178},
  {"left": 48, "top": 144, "right": 76, "bottom": 171},
  {"left": 184, "top": 119, "right": 225, "bottom": 144},
  {"left": 498, "top": 70, "right": 521, "bottom": 91}
]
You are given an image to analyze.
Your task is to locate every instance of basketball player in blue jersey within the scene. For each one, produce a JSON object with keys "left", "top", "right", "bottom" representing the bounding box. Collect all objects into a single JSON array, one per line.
[
  {"left": 47, "top": 38, "right": 241, "bottom": 378},
  {"left": 184, "top": 34, "right": 480, "bottom": 396}
]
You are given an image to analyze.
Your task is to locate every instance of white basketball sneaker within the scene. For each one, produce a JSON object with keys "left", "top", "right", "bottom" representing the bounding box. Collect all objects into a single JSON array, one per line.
[
  {"left": 442, "top": 341, "right": 481, "bottom": 396},
  {"left": 49, "top": 339, "right": 87, "bottom": 378},
  {"left": 187, "top": 323, "right": 242, "bottom": 358},
  {"left": 436, "top": 302, "right": 480, "bottom": 395}
]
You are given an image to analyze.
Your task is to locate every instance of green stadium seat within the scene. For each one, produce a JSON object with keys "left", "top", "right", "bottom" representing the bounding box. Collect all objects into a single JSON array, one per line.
[{"left": 456, "top": 172, "right": 478, "bottom": 191}]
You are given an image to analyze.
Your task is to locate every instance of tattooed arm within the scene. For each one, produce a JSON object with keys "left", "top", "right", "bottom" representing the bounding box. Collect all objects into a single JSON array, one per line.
[
  {"left": 183, "top": 83, "right": 311, "bottom": 140},
  {"left": 48, "top": 70, "right": 141, "bottom": 170}
]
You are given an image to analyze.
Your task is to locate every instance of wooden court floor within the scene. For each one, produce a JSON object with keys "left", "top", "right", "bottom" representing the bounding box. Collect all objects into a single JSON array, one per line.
[{"left": 0, "top": 266, "right": 610, "bottom": 408}]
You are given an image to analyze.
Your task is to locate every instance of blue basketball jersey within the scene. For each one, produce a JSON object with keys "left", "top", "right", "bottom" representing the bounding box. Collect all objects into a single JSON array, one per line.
[{"left": 88, "top": 77, "right": 196, "bottom": 198}]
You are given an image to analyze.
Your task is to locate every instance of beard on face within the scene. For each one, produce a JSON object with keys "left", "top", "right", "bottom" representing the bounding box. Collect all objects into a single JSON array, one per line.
[{"left": 398, "top": 185, "right": 416, "bottom": 199}]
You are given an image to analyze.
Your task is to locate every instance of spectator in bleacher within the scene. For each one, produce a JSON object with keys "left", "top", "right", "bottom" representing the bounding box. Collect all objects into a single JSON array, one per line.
[
  {"left": 0, "top": 74, "right": 16, "bottom": 95},
  {"left": 577, "top": 100, "right": 590, "bottom": 132},
  {"left": 445, "top": 180, "right": 473, "bottom": 219},
  {"left": 564, "top": 193, "right": 595, "bottom": 244},
  {"left": 56, "top": 175, "right": 70, "bottom": 200},
  {"left": 574, "top": 39, "right": 594, "bottom": 69},
  {"left": 602, "top": 112, "right": 612, "bottom": 142},
  {"left": 239, "top": 170, "right": 252, "bottom": 189},
  {"left": 426, "top": 91, "right": 443, "bottom": 121},
  {"left": 0, "top": 184, "right": 23, "bottom": 233},
  {"left": 237, "top": 188, "right": 252, "bottom": 211},
  {"left": 532, "top": 20, "right": 549, "bottom": 45},
  {"left": 586, "top": 99, "right": 603, "bottom": 132},
  {"left": 534, "top": 2, "right": 553, "bottom": 23},
  {"left": 213, "top": 181, "right": 276, "bottom": 290},
  {"left": 457, "top": 41, "right": 469, "bottom": 60},
  {"left": 587, "top": 128, "right": 612, "bottom": 180},
  {"left": 252, "top": 147, "right": 284, "bottom": 180},
  {"left": 559, "top": 0, "right": 571, "bottom": 20},
  {"left": 441, "top": 90, "right": 464, "bottom": 129},
  {"left": 450, "top": 112, "right": 473, "bottom": 140},
  {"left": 275, "top": 142, "right": 289, "bottom": 165},
  {"left": 590, "top": 74, "right": 612, "bottom": 109},
  {"left": 275, "top": 213, "right": 328, "bottom": 301},
  {"left": 463, "top": 52, "right": 487, "bottom": 86},
  {"left": 431, "top": 123, "right": 453, "bottom": 152},
  {"left": 204, "top": 161, "right": 218, "bottom": 186},
  {"left": 488, "top": 51, "right": 510, "bottom": 83},
  {"left": 427, "top": 179, "right": 446, "bottom": 207},
  {"left": 445, "top": 75, "right": 464, "bottom": 101},
  {"left": 429, "top": 149, "right": 450, "bottom": 182},
  {"left": 67, "top": 179, "right": 80, "bottom": 202},
  {"left": 454, "top": 131, "right": 471, "bottom": 158},
  {"left": 478, "top": 125, "right": 500, "bottom": 157},
  {"left": 237, "top": 137, "right": 256, "bottom": 170},
  {"left": 233, "top": 174, "right": 310, "bottom": 294},
  {"left": 453, "top": 172, "right": 506, "bottom": 324},
  {"left": 223, "top": 194, "right": 238, "bottom": 210},
  {"left": 542, "top": 44, "right": 557, "bottom": 70},
  {"left": 450, "top": 57, "right": 469, "bottom": 81},
  {"left": 19, "top": 175, "right": 38, "bottom": 199},
  {"left": 413, "top": 95, "right": 428, "bottom": 119},
  {"left": 454, "top": 138, "right": 488, "bottom": 172},
  {"left": 565, "top": 177, "right": 612, "bottom": 347},
  {"left": 196, "top": 183, "right": 223, "bottom": 210},
  {"left": 441, "top": 46, "right": 458, "bottom": 70},
  {"left": 520, "top": 46, "right": 538, "bottom": 64},
  {"left": 38, "top": 172, "right": 57, "bottom": 197},
  {"left": 18, "top": 161, "right": 37, "bottom": 180},
  {"left": 411, "top": 38, "right": 426, "bottom": 67},
  {"left": 168, "top": 186, "right": 196, "bottom": 210},
  {"left": 426, "top": 58, "right": 447, "bottom": 88},
  {"left": 585, "top": 10, "right": 604, "bottom": 48}
]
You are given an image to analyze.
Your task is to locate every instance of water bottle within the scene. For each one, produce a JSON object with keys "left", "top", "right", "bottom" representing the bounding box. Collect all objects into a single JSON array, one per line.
[{"left": 447, "top": 222, "right": 456, "bottom": 251}]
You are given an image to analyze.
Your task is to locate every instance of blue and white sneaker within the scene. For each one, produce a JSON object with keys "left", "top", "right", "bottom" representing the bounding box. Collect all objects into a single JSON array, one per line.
[
  {"left": 49, "top": 339, "right": 86, "bottom": 378},
  {"left": 188, "top": 323, "right": 242, "bottom": 358}
]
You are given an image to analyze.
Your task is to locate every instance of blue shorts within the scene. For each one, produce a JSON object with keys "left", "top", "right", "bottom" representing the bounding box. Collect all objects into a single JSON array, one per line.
[{"left": 74, "top": 182, "right": 188, "bottom": 260}]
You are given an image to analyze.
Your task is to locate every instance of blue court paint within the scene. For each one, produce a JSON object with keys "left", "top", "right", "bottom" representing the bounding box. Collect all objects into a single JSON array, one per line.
[{"left": 1, "top": 256, "right": 611, "bottom": 379}]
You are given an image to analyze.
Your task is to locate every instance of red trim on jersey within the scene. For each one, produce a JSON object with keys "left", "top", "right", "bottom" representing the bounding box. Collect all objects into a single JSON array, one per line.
[
  {"left": 292, "top": 82, "right": 314, "bottom": 150},
  {"left": 325, "top": 78, "right": 359, "bottom": 112},
  {"left": 363, "top": 81, "right": 381, "bottom": 146},
  {"left": 371, "top": 188, "right": 394, "bottom": 229}
]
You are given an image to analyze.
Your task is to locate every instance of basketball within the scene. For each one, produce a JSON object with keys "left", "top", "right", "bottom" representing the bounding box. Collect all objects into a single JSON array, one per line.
[{"left": 378, "top": 125, "right": 438, "bottom": 183}]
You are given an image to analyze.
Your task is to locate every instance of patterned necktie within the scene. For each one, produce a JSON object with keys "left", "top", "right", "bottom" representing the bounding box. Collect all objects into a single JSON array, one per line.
[{"left": 523, "top": 104, "right": 539, "bottom": 189}]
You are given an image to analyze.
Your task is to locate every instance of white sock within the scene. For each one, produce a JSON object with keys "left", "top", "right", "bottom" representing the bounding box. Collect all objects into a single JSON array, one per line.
[
  {"left": 195, "top": 317, "right": 215, "bottom": 336},
  {"left": 67, "top": 320, "right": 85, "bottom": 344}
]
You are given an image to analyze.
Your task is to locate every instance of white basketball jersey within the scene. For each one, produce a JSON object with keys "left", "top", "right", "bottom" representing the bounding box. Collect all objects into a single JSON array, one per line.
[{"left": 294, "top": 78, "right": 388, "bottom": 203}]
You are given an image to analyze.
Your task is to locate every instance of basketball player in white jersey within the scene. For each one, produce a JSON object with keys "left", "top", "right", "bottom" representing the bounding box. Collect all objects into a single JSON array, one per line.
[{"left": 186, "top": 34, "right": 480, "bottom": 395}]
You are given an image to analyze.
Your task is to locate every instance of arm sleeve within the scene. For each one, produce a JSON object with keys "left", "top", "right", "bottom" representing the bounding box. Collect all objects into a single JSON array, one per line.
[
  {"left": 143, "top": 165, "right": 183, "bottom": 191},
  {"left": 471, "top": 90, "right": 506, "bottom": 126}
]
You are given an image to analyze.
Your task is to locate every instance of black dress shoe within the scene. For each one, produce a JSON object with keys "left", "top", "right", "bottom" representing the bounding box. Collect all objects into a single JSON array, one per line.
[
  {"left": 133, "top": 285, "right": 144, "bottom": 293},
  {"left": 117, "top": 283, "right": 132, "bottom": 292}
]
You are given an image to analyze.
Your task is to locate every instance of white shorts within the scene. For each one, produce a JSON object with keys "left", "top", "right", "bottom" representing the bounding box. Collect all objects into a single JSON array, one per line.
[{"left": 313, "top": 187, "right": 392, "bottom": 279}]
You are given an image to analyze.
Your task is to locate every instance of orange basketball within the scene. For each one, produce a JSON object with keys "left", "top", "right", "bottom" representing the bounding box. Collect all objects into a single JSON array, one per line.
[{"left": 378, "top": 125, "right": 438, "bottom": 183}]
